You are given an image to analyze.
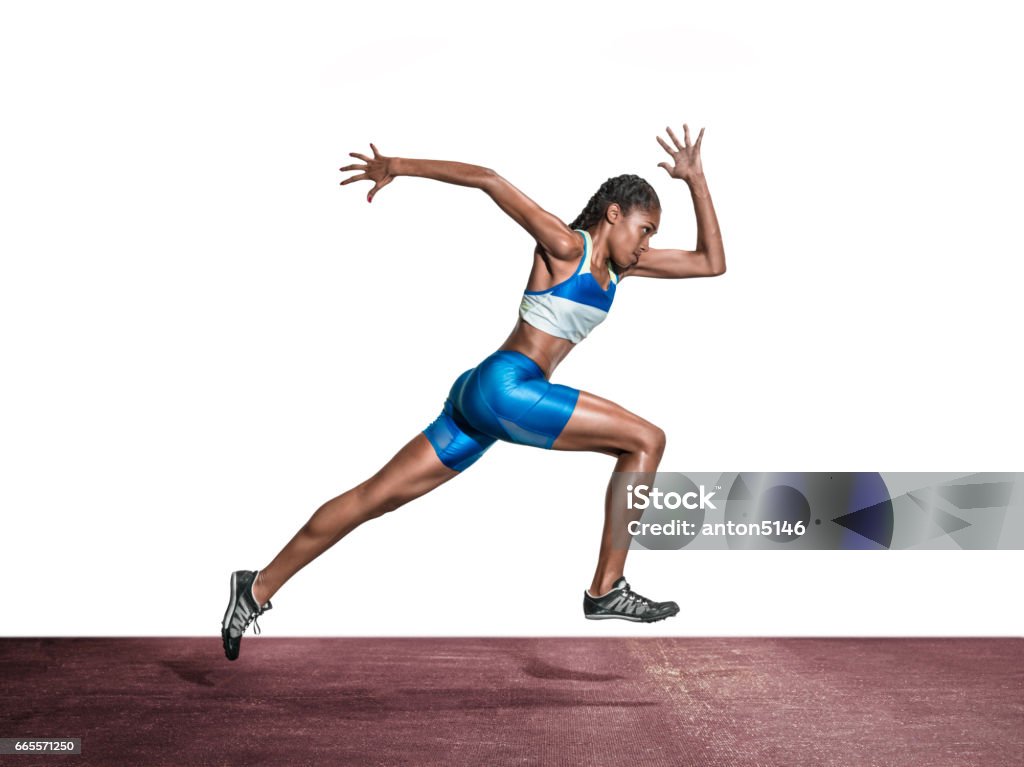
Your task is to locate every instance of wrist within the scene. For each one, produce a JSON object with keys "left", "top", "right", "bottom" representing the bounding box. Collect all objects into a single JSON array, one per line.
[
  {"left": 684, "top": 173, "right": 709, "bottom": 198},
  {"left": 390, "top": 157, "right": 408, "bottom": 176}
]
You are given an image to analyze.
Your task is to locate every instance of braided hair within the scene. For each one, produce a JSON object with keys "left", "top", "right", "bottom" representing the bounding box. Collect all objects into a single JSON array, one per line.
[{"left": 535, "top": 174, "right": 660, "bottom": 260}]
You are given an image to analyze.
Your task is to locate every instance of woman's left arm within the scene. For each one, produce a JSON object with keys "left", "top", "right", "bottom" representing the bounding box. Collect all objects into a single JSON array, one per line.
[
  {"left": 684, "top": 173, "right": 726, "bottom": 275},
  {"left": 621, "top": 124, "right": 726, "bottom": 279}
]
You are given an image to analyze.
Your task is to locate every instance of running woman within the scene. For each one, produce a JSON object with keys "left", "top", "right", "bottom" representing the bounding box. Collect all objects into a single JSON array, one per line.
[{"left": 221, "top": 123, "right": 725, "bottom": 660}]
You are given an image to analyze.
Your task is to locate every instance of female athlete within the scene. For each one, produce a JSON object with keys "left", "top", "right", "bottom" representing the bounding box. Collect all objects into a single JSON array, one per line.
[{"left": 222, "top": 122, "right": 726, "bottom": 660}]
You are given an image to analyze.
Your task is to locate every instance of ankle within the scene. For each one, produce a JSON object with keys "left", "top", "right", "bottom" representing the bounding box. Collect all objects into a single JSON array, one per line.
[
  {"left": 251, "top": 571, "right": 272, "bottom": 606},
  {"left": 589, "top": 577, "right": 620, "bottom": 598}
]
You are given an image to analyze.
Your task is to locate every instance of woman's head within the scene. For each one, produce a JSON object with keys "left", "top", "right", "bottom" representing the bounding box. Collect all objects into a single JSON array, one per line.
[{"left": 570, "top": 174, "right": 661, "bottom": 269}]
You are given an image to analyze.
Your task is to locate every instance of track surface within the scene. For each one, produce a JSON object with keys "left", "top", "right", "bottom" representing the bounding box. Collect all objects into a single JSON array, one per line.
[{"left": 1, "top": 638, "right": 1021, "bottom": 766}]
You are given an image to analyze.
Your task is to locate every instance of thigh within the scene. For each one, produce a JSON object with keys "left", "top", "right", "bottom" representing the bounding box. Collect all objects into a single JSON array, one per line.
[
  {"left": 460, "top": 351, "right": 580, "bottom": 449},
  {"left": 422, "top": 369, "right": 498, "bottom": 472},
  {"left": 361, "top": 432, "right": 463, "bottom": 510},
  {"left": 551, "top": 389, "right": 660, "bottom": 456}
]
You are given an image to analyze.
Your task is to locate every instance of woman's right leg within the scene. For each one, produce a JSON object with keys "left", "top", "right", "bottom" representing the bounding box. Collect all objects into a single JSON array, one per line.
[
  {"left": 550, "top": 390, "right": 667, "bottom": 598},
  {"left": 249, "top": 364, "right": 495, "bottom": 606},
  {"left": 250, "top": 433, "right": 461, "bottom": 605}
]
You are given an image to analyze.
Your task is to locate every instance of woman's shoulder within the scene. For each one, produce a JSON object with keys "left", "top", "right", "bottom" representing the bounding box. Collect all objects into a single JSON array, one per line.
[
  {"left": 525, "top": 231, "right": 586, "bottom": 292},
  {"left": 539, "top": 228, "right": 586, "bottom": 263}
]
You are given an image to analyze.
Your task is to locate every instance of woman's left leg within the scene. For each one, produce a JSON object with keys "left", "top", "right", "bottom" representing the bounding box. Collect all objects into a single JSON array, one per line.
[
  {"left": 548, "top": 389, "right": 666, "bottom": 596},
  {"left": 455, "top": 351, "right": 669, "bottom": 601}
]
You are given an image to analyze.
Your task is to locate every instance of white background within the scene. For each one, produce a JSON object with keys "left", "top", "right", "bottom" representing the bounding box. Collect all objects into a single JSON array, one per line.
[{"left": 1, "top": 1, "right": 1020, "bottom": 636}]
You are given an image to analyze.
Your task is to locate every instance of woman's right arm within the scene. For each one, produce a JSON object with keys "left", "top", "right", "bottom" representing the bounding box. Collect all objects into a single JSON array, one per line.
[
  {"left": 341, "top": 145, "right": 580, "bottom": 262},
  {"left": 391, "top": 156, "right": 491, "bottom": 188}
]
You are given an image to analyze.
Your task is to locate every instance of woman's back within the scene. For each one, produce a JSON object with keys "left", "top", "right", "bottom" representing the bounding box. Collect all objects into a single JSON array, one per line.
[{"left": 519, "top": 229, "right": 619, "bottom": 345}]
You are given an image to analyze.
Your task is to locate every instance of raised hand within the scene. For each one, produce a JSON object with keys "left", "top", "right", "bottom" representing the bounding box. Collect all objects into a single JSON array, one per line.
[
  {"left": 656, "top": 124, "right": 704, "bottom": 182},
  {"left": 340, "top": 143, "right": 395, "bottom": 203}
]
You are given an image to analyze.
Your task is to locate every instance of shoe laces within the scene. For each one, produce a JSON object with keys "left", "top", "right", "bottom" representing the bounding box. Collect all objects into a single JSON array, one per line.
[
  {"left": 622, "top": 584, "right": 652, "bottom": 607},
  {"left": 231, "top": 597, "right": 269, "bottom": 637}
]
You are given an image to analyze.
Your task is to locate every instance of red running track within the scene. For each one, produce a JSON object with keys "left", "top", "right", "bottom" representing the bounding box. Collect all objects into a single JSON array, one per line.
[{"left": 1, "top": 638, "right": 1021, "bottom": 766}]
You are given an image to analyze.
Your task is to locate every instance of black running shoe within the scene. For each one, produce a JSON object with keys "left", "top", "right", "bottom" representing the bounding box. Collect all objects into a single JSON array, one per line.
[
  {"left": 583, "top": 576, "right": 679, "bottom": 622},
  {"left": 221, "top": 569, "right": 273, "bottom": 661}
]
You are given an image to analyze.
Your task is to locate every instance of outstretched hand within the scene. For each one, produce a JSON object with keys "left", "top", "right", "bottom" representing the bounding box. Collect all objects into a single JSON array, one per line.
[
  {"left": 340, "top": 143, "right": 395, "bottom": 203},
  {"left": 657, "top": 124, "right": 704, "bottom": 182}
]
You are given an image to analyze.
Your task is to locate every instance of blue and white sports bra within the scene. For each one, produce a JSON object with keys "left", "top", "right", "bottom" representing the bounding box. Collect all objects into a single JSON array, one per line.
[{"left": 518, "top": 229, "right": 618, "bottom": 343}]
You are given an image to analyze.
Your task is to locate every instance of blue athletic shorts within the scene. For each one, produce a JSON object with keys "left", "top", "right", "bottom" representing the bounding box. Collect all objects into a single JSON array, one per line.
[{"left": 422, "top": 350, "right": 581, "bottom": 472}]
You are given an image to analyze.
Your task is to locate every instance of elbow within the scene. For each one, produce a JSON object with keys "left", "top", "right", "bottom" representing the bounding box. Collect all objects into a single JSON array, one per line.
[
  {"left": 703, "top": 250, "right": 726, "bottom": 276},
  {"left": 478, "top": 167, "right": 501, "bottom": 194}
]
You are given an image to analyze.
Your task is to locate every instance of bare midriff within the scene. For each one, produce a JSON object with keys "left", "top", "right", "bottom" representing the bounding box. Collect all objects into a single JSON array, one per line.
[{"left": 496, "top": 318, "right": 575, "bottom": 380}]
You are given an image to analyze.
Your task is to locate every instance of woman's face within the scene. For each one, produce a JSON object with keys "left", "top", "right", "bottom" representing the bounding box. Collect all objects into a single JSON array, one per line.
[{"left": 607, "top": 205, "right": 661, "bottom": 268}]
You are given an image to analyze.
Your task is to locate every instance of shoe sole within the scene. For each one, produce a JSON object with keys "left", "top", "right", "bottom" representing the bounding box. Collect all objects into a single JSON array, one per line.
[
  {"left": 221, "top": 630, "right": 237, "bottom": 661},
  {"left": 222, "top": 572, "right": 243, "bottom": 633},
  {"left": 584, "top": 610, "right": 679, "bottom": 623},
  {"left": 221, "top": 571, "right": 246, "bottom": 661}
]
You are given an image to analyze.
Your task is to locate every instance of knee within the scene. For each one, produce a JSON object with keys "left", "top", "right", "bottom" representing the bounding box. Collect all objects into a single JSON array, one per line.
[
  {"left": 369, "top": 492, "right": 405, "bottom": 518},
  {"left": 300, "top": 483, "right": 404, "bottom": 540},
  {"left": 638, "top": 423, "right": 667, "bottom": 459},
  {"left": 357, "top": 482, "right": 406, "bottom": 520}
]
